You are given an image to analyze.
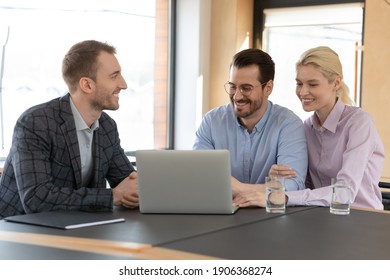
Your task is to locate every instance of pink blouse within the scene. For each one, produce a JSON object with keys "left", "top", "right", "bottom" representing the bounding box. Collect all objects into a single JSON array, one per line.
[{"left": 287, "top": 98, "right": 385, "bottom": 210}]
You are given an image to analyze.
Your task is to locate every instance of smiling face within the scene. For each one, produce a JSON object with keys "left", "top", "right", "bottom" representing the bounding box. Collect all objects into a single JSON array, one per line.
[
  {"left": 295, "top": 64, "right": 340, "bottom": 124},
  {"left": 90, "top": 51, "right": 128, "bottom": 111},
  {"left": 228, "top": 64, "right": 272, "bottom": 131}
]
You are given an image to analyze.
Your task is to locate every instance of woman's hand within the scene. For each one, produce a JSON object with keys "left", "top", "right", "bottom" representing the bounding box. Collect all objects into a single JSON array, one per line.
[{"left": 269, "top": 164, "right": 297, "bottom": 178}]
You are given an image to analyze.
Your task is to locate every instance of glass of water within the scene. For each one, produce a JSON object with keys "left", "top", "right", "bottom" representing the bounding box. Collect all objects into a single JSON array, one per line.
[
  {"left": 265, "top": 176, "right": 285, "bottom": 213},
  {"left": 330, "top": 179, "right": 352, "bottom": 215}
]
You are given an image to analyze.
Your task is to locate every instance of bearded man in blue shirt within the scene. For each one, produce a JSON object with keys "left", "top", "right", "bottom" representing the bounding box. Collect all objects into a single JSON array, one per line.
[{"left": 193, "top": 48, "right": 307, "bottom": 208}]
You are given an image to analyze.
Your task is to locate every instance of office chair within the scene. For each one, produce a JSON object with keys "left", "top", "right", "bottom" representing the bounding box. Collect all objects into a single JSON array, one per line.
[{"left": 379, "top": 182, "right": 390, "bottom": 210}]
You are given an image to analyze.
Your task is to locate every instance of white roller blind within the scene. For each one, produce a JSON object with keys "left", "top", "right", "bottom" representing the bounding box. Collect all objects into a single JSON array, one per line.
[{"left": 264, "top": 3, "right": 363, "bottom": 27}]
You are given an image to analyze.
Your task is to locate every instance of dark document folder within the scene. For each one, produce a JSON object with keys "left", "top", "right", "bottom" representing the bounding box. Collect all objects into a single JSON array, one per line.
[{"left": 4, "top": 211, "right": 125, "bottom": 229}]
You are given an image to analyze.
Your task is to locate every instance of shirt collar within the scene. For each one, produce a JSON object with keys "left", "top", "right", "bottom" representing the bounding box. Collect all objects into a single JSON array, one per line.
[
  {"left": 69, "top": 97, "right": 99, "bottom": 132},
  {"left": 311, "top": 98, "right": 344, "bottom": 133},
  {"left": 231, "top": 101, "right": 272, "bottom": 133}
]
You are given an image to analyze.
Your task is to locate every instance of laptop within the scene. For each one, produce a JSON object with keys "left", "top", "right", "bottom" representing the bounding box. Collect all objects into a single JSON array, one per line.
[{"left": 135, "top": 149, "right": 239, "bottom": 214}]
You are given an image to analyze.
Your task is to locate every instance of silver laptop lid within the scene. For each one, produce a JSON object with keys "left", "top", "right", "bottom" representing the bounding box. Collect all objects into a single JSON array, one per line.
[{"left": 136, "top": 149, "right": 238, "bottom": 214}]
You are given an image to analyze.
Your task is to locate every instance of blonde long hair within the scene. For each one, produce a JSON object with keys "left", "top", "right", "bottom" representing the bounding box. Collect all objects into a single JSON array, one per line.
[{"left": 296, "top": 46, "right": 354, "bottom": 106}]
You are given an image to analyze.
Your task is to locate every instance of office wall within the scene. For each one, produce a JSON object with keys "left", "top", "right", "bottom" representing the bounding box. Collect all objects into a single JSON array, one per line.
[
  {"left": 174, "top": 0, "right": 252, "bottom": 149},
  {"left": 209, "top": 0, "right": 254, "bottom": 110},
  {"left": 362, "top": 0, "right": 390, "bottom": 181}
]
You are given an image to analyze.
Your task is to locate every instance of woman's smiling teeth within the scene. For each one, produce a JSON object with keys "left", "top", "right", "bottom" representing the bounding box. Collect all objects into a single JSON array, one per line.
[{"left": 301, "top": 98, "right": 314, "bottom": 104}]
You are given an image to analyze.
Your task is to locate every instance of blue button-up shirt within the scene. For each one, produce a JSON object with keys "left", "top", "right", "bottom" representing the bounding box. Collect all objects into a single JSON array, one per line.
[{"left": 193, "top": 101, "right": 307, "bottom": 191}]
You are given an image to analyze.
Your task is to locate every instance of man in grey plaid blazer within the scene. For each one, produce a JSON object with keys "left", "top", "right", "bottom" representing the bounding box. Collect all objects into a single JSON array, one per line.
[{"left": 0, "top": 40, "right": 138, "bottom": 219}]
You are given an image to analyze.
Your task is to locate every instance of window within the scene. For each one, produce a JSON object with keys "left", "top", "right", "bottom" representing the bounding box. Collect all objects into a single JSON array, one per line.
[
  {"left": 255, "top": 2, "right": 363, "bottom": 121},
  {"left": 0, "top": 0, "right": 171, "bottom": 157}
]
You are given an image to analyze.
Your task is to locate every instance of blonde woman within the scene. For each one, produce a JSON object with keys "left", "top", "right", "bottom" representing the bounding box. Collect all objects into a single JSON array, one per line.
[{"left": 270, "top": 46, "right": 384, "bottom": 210}]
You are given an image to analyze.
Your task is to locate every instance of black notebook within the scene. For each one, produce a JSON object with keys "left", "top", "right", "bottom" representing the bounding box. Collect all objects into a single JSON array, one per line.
[{"left": 4, "top": 211, "right": 125, "bottom": 229}]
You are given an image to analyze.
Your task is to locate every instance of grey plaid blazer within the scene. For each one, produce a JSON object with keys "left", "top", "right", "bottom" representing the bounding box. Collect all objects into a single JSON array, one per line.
[{"left": 0, "top": 93, "right": 135, "bottom": 218}]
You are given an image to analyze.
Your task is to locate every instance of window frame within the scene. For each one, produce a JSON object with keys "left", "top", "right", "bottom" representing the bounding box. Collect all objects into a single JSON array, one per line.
[{"left": 253, "top": 0, "right": 365, "bottom": 48}]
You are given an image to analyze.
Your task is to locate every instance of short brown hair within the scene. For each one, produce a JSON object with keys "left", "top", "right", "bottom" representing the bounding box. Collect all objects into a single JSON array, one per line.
[
  {"left": 231, "top": 48, "right": 275, "bottom": 86},
  {"left": 62, "top": 40, "right": 116, "bottom": 92}
]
